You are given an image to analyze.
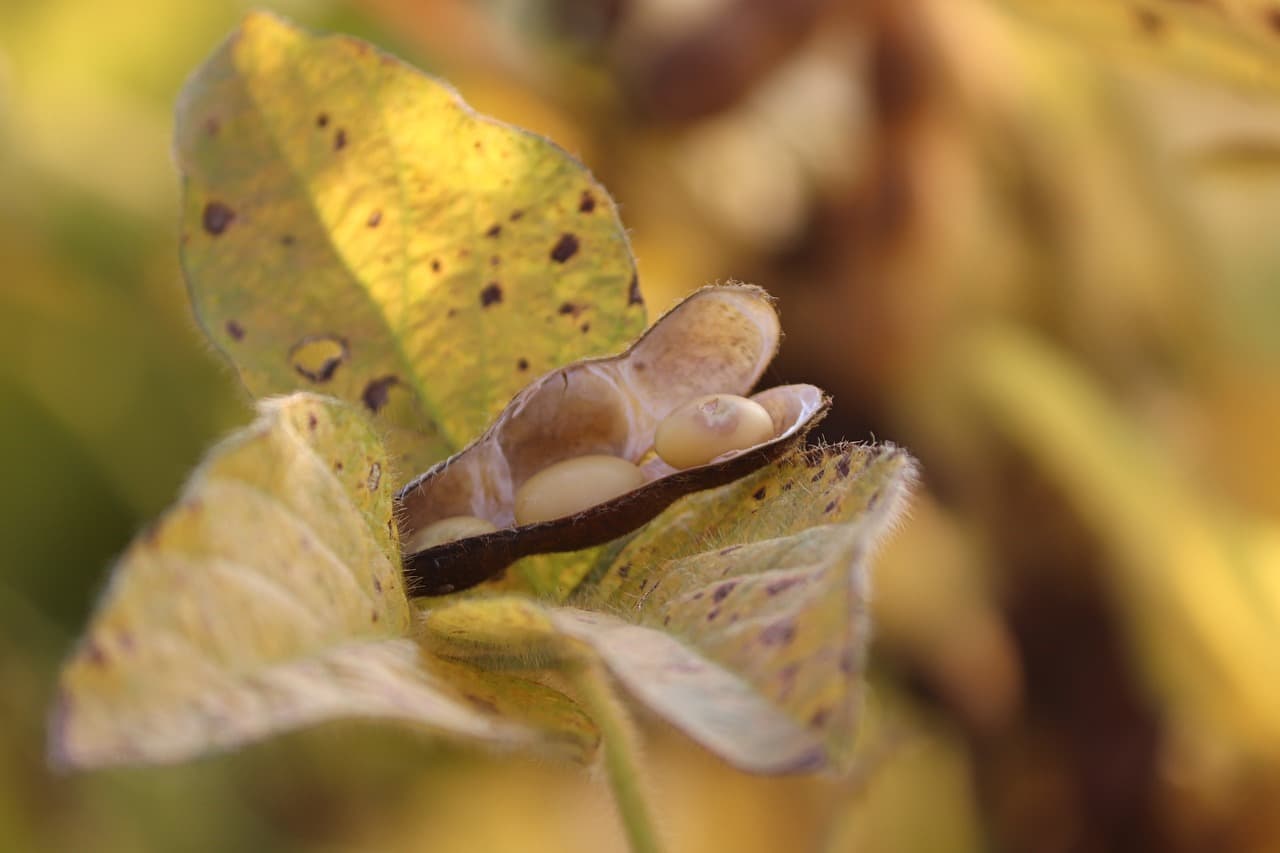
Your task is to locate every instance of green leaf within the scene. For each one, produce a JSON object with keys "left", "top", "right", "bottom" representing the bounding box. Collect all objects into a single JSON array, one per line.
[
  {"left": 422, "top": 443, "right": 916, "bottom": 773},
  {"left": 50, "top": 394, "right": 595, "bottom": 767},
  {"left": 175, "top": 11, "right": 645, "bottom": 476},
  {"left": 999, "top": 0, "right": 1280, "bottom": 94}
]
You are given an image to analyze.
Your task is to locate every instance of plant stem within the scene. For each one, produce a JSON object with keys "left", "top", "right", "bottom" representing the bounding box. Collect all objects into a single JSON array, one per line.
[{"left": 571, "top": 663, "right": 665, "bottom": 853}]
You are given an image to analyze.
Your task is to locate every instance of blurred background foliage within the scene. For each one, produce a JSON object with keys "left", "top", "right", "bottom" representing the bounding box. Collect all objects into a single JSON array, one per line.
[{"left": 2, "top": 0, "right": 1279, "bottom": 850}]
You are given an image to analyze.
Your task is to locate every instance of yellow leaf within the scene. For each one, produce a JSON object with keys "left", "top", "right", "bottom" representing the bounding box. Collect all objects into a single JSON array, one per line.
[
  {"left": 999, "top": 0, "right": 1280, "bottom": 94},
  {"left": 51, "top": 394, "right": 594, "bottom": 767},
  {"left": 175, "top": 12, "right": 645, "bottom": 476},
  {"left": 421, "top": 444, "right": 917, "bottom": 773}
]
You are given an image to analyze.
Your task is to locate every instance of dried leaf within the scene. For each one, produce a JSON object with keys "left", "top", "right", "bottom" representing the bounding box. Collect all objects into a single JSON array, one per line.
[{"left": 176, "top": 12, "right": 645, "bottom": 476}]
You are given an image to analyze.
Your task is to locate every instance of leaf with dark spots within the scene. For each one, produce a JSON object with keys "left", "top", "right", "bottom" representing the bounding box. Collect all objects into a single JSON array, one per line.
[
  {"left": 175, "top": 13, "right": 644, "bottom": 476},
  {"left": 55, "top": 396, "right": 596, "bottom": 769},
  {"left": 1002, "top": 0, "right": 1280, "bottom": 93},
  {"left": 202, "top": 201, "right": 235, "bottom": 235},
  {"left": 362, "top": 375, "right": 399, "bottom": 413},
  {"left": 550, "top": 233, "right": 580, "bottom": 263},
  {"left": 480, "top": 283, "right": 503, "bottom": 307}
]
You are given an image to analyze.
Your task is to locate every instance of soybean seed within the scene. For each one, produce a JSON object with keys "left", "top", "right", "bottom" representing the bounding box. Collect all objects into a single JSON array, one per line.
[
  {"left": 404, "top": 515, "right": 498, "bottom": 553},
  {"left": 514, "top": 455, "right": 645, "bottom": 525},
  {"left": 653, "top": 393, "right": 775, "bottom": 469}
]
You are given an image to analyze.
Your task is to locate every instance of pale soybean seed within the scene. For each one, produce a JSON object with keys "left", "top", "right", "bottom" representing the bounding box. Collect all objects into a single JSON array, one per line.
[
  {"left": 654, "top": 393, "right": 776, "bottom": 470},
  {"left": 514, "top": 455, "right": 646, "bottom": 525},
  {"left": 404, "top": 515, "right": 498, "bottom": 553}
]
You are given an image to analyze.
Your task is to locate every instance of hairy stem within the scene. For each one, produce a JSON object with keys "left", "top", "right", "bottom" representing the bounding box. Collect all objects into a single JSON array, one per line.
[{"left": 571, "top": 663, "right": 665, "bottom": 853}]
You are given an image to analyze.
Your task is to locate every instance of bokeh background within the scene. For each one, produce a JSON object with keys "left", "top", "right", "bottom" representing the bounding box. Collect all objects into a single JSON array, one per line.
[{"left": 3, "top": 0, "right": 1280, "bottom": 850}]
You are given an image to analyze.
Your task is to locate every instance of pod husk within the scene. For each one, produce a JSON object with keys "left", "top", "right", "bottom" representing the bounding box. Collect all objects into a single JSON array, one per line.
[{"left": 397, "top": 285, "right": 829, "bottom": 595}]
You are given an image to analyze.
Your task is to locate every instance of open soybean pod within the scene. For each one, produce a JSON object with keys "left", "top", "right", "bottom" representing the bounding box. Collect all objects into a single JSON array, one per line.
[{"left": 396, "top": 285, "right": 829, "bottom": 594}]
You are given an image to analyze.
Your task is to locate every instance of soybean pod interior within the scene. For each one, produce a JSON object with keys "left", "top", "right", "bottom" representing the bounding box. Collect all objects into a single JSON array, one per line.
[{"left": 395, "top": 285, "right": 829, "bottom": 595}]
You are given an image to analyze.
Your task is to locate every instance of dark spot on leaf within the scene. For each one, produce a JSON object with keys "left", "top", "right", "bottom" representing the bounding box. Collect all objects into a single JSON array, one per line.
[
  {"left": 579, "top": 190, "right": 596, "bottom": 213},
  {"left": 334, "top": 128, "right": 347, "bottom": 150},
  {"left": 753, "top": 487, "right": 767, "bottom": 500},
  {"left": 517, "top": 358, "right": 529, "bottom": 371},
  {"left": 1268, "top": 8, "right": 1280, "bottom": 33},
  {"left": 840, "top": 649, "right": 857, "bottom": 675},
  {"left": 777, "top": 663, "right": 799, "bottom": 698},
  {"left": 281, "top": 234, "right": 295, "bottom": 246},
  {"left": 766, "top": 577, "right": 803, "bottom": 596},
  {"left": 618, "top": 564, "right": 631, "bottom": 578},
  {"left": 431, "top": 259, "right": 442, "bottom": 273},
  {"left": 362, "top": 376, "right": 399, "bottom": 413},
  {"left": 836, "top": 454, "right": 852, "bottom": 479},
  {"left": 809, "top": 707, "right": 831, "bottom": 727},
  {"left": 316, "top": 113, "right": 329, "bottom": 128},
  {"left": 485, "top": 223, "right": 501, "bottom": 238},
  {"left": 84, "top": 642, "right": 107, "bottom": 667},
  {"left": 550, "top": 233, "right": 580, "bottom": 263},
  {"left": 368, "top": 461, "right": 382, "bottom": 491},
  {"left": 202, "top": 201, "right": 235, "bottom": 236},
  {"left": 334, "top": 461, "right": 344, "bottom": 472},
  {"left": 225, "top": 320, "right": 245, "bottom": 341},
  {"left": 782, "top": 482, "right": 794, "bottom": 492},
  {"left": 707, "top": 607, "right": 721, "bottom": 621},
  {"left": 367, "top": 209, "right": 382, "bottom": 227},
  {"left": 480, "top": 282, "right": 503, "bottom": 307},
  {"left": 559, "top": 302, "right": 579, "bottom": 316},
  {"left": 580, "top": 322, "right": 591, "bottom": 334},
  {"left": 824, "top": 500, "right": 837, "bottom": 514},
  {"left": 1135, "top": 8, "right": 1164, "bottom": 34},
  {"left": 713, "top": 581, "right": 737, "bottom": 603},
  {"left": 307, "top": 412, "right": 318, "bottom": 431},
  {"left": 447, "top": 308, "right": 457, "bottom": 318},
  {"left": 373, "top": 576, "right": 383, "bottom": 593},
  {"left": 464, "top": 693, "right": 499, "bottom": 714},
  {"left": 290, "top": 335, "right": 349, "bottom": 383},
  {"left": 628, "top": 275, "right": 643, "bottom": 305},
  {"left": 760, "top": 621, "right": 795, "bottom": 646},
  {"left": 509, "top": 209, "right": 524, "bottom": 221},
  {"left": 457, "top": 248, "right": 471, "bottom": 259},
  {"left": 371, "top": 610, "right": 379, "bottom": 622}
]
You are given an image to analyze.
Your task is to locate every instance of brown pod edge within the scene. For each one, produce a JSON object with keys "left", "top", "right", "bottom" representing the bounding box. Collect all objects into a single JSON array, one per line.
[{"left": 396, "top": 286, "right": 829, "bottom": 595}]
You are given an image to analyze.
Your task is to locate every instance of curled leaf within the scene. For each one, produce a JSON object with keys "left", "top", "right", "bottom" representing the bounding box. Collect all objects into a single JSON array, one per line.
[
  {"left": 397, "top": 285, "right": 829, "bottom": 595},
  {"left": 176, "top": 11, "right": 645, "bottom": 475},
  {"left": 50, "top": 394, "right": 594, "bottom": 767},
  {"left": 421, "top": 443, "right": 917, "bottom": 772}
]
